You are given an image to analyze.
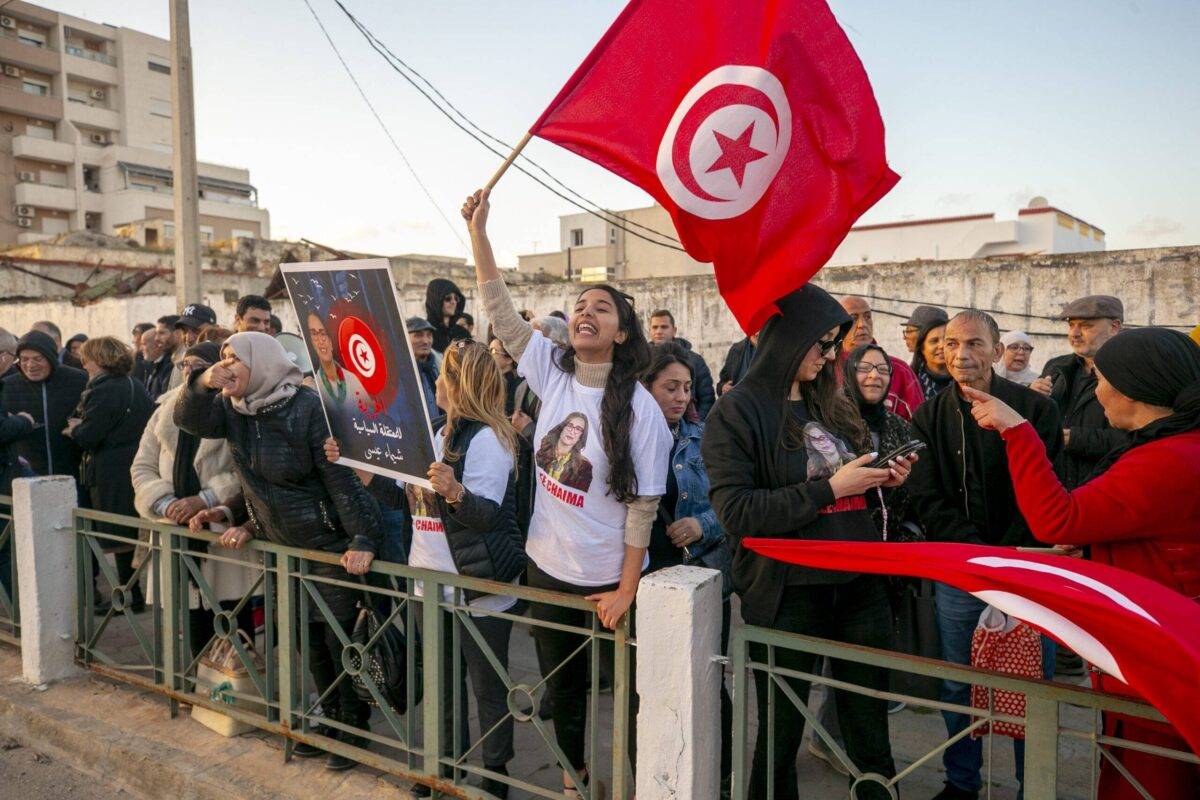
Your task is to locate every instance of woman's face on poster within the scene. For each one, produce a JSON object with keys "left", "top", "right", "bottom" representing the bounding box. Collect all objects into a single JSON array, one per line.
[
  {"left": 558, "top": 416, "right": 585, "bottom": 449},
  {"left": 307, "top": 313, "right": 334, "bottom": 365}
]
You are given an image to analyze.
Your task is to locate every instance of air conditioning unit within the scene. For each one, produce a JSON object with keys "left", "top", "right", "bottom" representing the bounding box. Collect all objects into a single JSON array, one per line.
[
  {"left": 17, "top": 171, "right": 35, "bottom": 182},
  {"left": 3, "top": 65, "right": 20, "bottom": 78},
  {"left": 89, "top": 132, "right": 106, "bottom": 144},
  {"left": 17, "top": 218, "right": 33, "bottom": 228},
  {"left": 0, "top": 16, "right": 15, "bottom": 30},
  {"left": 89, "top": 88, "right": 105, "bottom": 100},
  {"left": 15, "top": 205, "right": 34, "bottom": 217}
]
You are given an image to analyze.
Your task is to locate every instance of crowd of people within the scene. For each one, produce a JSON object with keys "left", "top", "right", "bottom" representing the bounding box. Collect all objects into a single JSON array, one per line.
[{"left": 0, "top": 192, "right": 1198, "bottom": 799}]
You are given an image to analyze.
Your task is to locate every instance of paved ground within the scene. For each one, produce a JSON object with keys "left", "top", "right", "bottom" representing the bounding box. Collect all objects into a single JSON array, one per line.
[
  {"left": 0, "top": 736, "right": 131, "bottom": 799},
  {"left": 73, "top": 579, "right": 1102, "bottom": 799}
]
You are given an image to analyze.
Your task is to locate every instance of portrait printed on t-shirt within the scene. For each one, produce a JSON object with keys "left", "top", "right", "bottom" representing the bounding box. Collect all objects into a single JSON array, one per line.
[
  {"left": 803, "top": 421, "right": 855, "bottom": 480},
  {"left": 535, "top": 412, "right": 595, "bottom": 493},
  {"left": 406, "top": 482, "right": 441, "bottom": 531}
]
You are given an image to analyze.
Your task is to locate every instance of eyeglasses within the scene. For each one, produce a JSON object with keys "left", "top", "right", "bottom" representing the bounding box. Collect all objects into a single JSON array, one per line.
[
  {"left": 815, "top": 338, "right": 841, "bottom": 357},
  {"left": 1006, "top": 344, "right": 1033, "bottom": 353},
  {"left": 563, "top": 422, "right": 585, "bottom": 434},
  {"left": 855, "top": 362, "right": 892, "bottom": 377}
]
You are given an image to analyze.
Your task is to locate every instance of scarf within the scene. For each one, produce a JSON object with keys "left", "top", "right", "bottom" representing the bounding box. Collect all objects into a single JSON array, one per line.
[
  {"left": 226, "top": 332, "right": 301, "bottom": 416},
  {"left": 843, "top": 344, "right": 892, "bottom": 433},
  {"left": 1087, "top": 328, "right": 1200, "bottom": 478},
  {"left": 172, "top": 342, "right": 221, "bottom": 498}
]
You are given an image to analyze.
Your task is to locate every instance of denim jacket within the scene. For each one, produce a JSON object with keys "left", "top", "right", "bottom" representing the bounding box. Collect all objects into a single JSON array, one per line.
[{"left": 672, "top": 417, "right": 733, "bottom": 599}]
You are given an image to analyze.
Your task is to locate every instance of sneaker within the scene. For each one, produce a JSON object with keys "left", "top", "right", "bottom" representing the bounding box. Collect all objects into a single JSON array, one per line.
[
  {"left": 409, "top": 784, "right": 432, "bottom": 798},
  {"left": 292, "top": 715, "right": 338, "bottom": 759},
  {"left": 806, "top": 736, "right": 850, "bottom": 776},
  {"left": 930, "top": 783, "right": 979, "bottom": 800},
  {"left": 325, "top": 712, "right": 370, "bottom": 772}
]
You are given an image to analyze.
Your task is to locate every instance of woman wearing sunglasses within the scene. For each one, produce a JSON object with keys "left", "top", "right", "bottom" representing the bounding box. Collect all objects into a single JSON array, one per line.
[{"left": 702, "top": 285, "right": 917, "bottom": 800}]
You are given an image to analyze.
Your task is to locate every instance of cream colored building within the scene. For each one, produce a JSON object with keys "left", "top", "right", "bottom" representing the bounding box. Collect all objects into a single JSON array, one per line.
[
  {"left": 517, "top": 196, "right": 1104, "bottom": 281},
  {"left": 0, "top": 1, "right": 269, "bottom": 247}
]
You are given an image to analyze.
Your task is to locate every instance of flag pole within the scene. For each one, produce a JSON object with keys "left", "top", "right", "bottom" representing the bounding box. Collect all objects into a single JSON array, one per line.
[{"left": 484, "top": 132, "right": 533, "bottom": 192}]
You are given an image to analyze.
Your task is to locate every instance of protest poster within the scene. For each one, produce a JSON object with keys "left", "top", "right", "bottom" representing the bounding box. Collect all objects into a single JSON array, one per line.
[{"left": 281, "top": 258, "right": 437, "bottom": 489}]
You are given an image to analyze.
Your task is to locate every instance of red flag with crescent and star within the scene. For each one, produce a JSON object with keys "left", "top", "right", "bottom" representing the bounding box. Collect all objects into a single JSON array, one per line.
[
  {"left": 530, "top": 0, "right": 899, "bottom": 334},
  {"left": 745, "top": 540, "right": 1200, "bottom": 757}
]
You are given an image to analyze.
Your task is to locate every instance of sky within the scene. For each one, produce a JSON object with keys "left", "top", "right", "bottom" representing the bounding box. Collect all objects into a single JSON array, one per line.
[{"left": 42, "top": 1, "right": 1200, "bottom": 266}]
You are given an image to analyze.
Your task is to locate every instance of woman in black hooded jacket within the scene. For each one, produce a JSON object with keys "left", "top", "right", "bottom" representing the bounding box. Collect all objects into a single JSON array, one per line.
[
  {"left": 702, "top": 284, "right": 916, "bottom": 800},
  {"left": 424, "top": 277, "right": 472, "bottom": 353}
]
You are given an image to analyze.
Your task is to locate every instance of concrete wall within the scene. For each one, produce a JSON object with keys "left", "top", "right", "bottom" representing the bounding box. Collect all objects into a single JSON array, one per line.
[{"left": 3, "top": 245, "right": 1196, "bottom": 380}]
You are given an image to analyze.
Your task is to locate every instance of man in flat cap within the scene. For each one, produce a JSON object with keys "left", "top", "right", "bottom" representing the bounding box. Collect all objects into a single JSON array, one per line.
[
  {"left": 1031, "top": 294, "right": 1128, "bottom": 490},
  {"left": 901, "top": 305, "right": 949, "bottom": 355}
]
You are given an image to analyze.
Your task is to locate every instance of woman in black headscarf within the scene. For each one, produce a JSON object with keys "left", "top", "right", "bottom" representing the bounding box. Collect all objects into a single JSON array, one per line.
[
  {"left": 910, "top": 320, "right": 952, "bottom": 401},
  {"left": 963, "top": 327, "right": 1200, "bottom": 800}
]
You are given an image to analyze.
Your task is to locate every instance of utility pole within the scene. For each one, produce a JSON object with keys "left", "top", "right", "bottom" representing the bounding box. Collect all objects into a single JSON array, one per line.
[{"left": 169, "top": 0, "right": 201, "bottom": 309}]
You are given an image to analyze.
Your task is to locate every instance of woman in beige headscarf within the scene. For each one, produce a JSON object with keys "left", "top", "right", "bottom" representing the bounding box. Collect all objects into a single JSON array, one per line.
[{"left": 174, "top": 331, "right": 382, "bottom": 772}]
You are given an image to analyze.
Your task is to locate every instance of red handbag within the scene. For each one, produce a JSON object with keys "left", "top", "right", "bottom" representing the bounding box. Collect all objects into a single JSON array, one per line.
[{"left": 970, "top": 606, "right": 1043, "bottom": 739}]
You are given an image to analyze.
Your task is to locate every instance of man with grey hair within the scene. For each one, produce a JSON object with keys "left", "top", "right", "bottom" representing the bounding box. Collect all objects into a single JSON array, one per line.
[
  {"left": 0, "top": 328, "right": 18, "bottom": 381},
  {"left": 908, "top": 309, "right": 1063, "bottom": 800},
  {"left": 1031, "top": 294, "right": 1127, "bottom": 490}
]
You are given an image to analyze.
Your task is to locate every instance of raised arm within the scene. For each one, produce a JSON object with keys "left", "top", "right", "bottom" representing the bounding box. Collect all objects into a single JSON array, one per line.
[
  {"left": 173, "top": 370, "right": 229, "bottom": 439},
  {"left": 462, "top": 189, "right": 533, "bottom": 361}
]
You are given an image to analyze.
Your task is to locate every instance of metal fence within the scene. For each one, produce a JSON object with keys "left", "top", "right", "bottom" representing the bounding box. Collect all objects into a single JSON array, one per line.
[
  {"left": 730, "top": 623, "right": 1199, "bottom": 800},
  {"left": 0, "top": 494, "right": 16, "bottom": 645},
  {"left": 72, "top": 506, "right": 632, "bottom": 799}
]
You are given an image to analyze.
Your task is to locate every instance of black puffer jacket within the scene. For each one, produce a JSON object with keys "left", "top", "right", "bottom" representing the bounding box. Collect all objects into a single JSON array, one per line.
[
  {"left": 424, "top": 278, "right": 471, "bottom": 353},
  {"left": 0, "top": 331, "right": 87, "bottom": 477},
  {"left": 403, "top": 418, "right": 525, "bottom": 602},
  {"left": 174, "top": 375, "right": 381, "bottom": 555},
  {"left": 1040, "top": 353, "right": 1128, "bottom": 488}
]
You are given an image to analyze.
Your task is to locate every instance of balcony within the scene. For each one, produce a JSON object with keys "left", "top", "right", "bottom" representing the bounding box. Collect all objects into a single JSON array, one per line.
[
  {"left": 63, "top": 47, "right": 117, "bottom": 84},
  {"left": 65, "top": 100, "right": 119, "bottom": 130},
  {"left": 0, "top": 31, "right": 59, "bottom": 74},
  {"left": 0, "top": 83, "right": 62, "bottom": 120},
  {"left": 11, "top": 134, "right": 75, "bottom": 164},
  {"left": 14, "top": 181, "right": 77, "bottom": 211},
  {"left": 65, "top": 44, "right": 115, "bottom": 67}
]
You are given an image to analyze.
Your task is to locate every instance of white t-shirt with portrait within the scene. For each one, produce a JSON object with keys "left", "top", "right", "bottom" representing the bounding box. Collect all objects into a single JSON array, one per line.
[
  {"left": 404, "top": 427, "right": 518, "bottom": 614},
  {"left": 518, "top": 332, "right": 672, "bottom": 587}
]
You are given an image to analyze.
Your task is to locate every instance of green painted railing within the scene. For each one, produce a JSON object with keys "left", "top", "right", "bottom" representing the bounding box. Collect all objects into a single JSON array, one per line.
[
  {"left": 730, "top": 622, "right": 1199, "bottom": 799},
  {"left": 72, "top": 506, "right": 632, "bottom": 800},
  {"left": 0, "top": 494, "right": 16, "bottom": 646}
]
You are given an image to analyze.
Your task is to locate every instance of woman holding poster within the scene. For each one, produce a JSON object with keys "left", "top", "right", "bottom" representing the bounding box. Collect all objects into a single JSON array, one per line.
[{"left": 463, "top": 189, "right": 672, "bottom": 798}]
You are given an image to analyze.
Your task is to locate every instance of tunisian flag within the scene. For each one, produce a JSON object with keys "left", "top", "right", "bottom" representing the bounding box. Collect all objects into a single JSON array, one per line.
[
  {"left": 745, "top": 540, "right": 1200, "bottom": 757},
  {"left": 531, "top": 0, "right": 899, "bottom": 334}
]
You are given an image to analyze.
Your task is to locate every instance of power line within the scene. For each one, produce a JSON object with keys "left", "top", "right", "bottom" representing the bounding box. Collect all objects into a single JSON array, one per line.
[
  {"left": 330, "top": 1, "right": 687, "bottom": 253},
  {"left": 853, "top": 292, "right": 1193, "bottom": 331},
  {"left": 333, "top": 0, "right": 682, "bottom": 246},
  {"left": 301, "top": 0, "right": 470, "bottom": 256}
]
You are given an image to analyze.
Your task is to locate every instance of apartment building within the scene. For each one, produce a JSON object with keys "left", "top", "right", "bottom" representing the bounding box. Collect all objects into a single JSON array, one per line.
[
  {"left": 0, "top": 1, "right": 269, "bottom": 246},
  {"left": 517, "top": 197, "right": 1104, "bottom": 281}
]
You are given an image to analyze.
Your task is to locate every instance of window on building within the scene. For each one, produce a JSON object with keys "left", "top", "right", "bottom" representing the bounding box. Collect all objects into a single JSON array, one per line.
[
  {"left": 130, "top": 181, "right": 158, "bottom": 192},
  {"left": 569, "top": 228, "right": 584, "bottom": 247},
  {"left": 149, "top": 98, "right": 171, "bottom": 118},
  {"left": 200, "top": 226, "right": 214, "bottom": 245},
  {"left": 83, "top": 166, "right": 99, "bottom": 192},
  {"left": 162, "top": 222, "right": 175, "bottom": 240},
  {"left": 231, "top": 228, "right": 255, "bottom": 240},
  {"left": 18, "top": 31, "right": 47, "bottom": 48},
  {"left": 608, "top": 227, "right": 618, "bottom": 244},
  {"left": 147, "top": 57, "right": 171, "bottom": 75},
  {"left": 25, "top": 123, "right": 54, "bottom": 140},
  {"left": 39, "top": 169, "right": 67, "bottom": 188},
  {"left": 21, "top": 79, "right": 50, "bottom": 97},
  {"left": 41, "top": 216, "right": 68, "bottom": 235}
]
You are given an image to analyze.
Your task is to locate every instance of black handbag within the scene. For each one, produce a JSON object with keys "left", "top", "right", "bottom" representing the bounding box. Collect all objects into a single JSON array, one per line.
[{"left": 347, "top": 600, "right": 422, "bottom": 713}]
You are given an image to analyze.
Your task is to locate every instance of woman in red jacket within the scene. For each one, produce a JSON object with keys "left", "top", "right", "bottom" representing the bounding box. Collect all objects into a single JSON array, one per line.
[{"left": 963, "top": 327, "right": 1200, "bottom": 800}]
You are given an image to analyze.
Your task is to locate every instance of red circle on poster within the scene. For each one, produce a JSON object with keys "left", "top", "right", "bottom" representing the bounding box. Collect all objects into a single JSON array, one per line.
[{"left": 337, "top": 315, "right": 388, "bottom": 396}]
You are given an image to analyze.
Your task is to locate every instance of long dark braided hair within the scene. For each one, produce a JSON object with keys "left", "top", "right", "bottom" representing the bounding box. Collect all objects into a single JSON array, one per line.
[{"left": 556, "top": 285, "right": 650, "bottom": 503}]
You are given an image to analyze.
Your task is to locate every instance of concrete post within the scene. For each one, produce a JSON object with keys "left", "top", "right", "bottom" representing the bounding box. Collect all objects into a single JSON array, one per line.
[
  {"left": 635, "top": 565, "right": 722, "bottom": 800},
  {"left": 13, "top": 476, "right": 80, "bottom": 685}
]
